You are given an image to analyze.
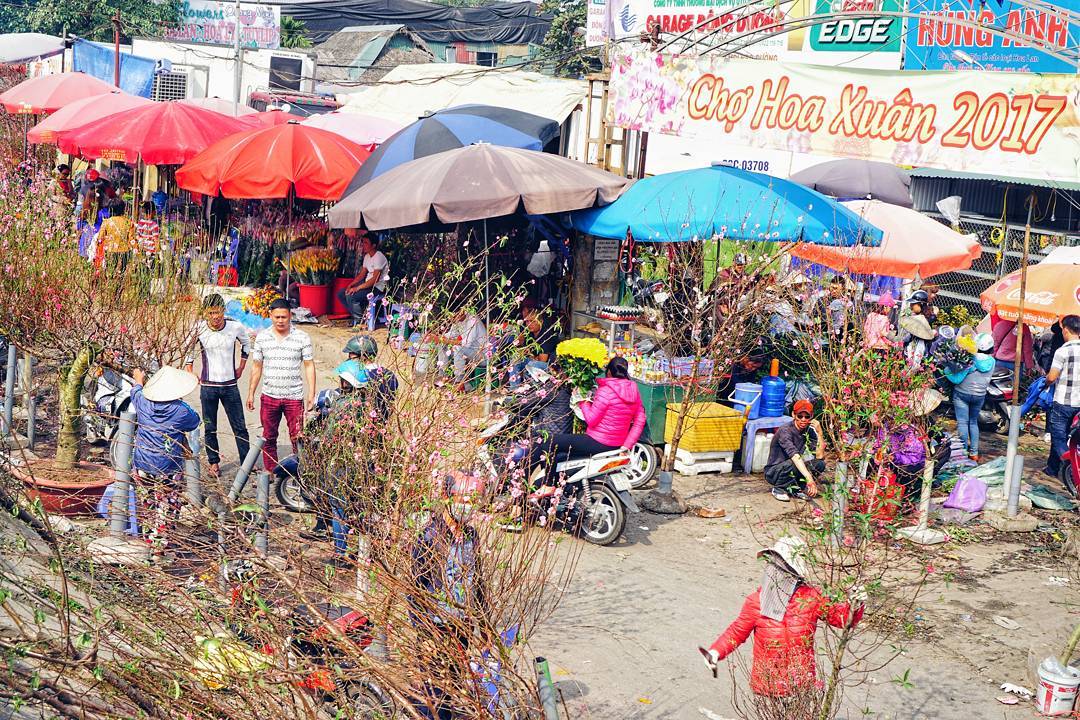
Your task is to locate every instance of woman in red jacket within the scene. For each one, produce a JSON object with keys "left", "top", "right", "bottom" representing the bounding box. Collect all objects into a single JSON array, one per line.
[{"left": 702, "top": 537, "right": 864, "bottom": 697}]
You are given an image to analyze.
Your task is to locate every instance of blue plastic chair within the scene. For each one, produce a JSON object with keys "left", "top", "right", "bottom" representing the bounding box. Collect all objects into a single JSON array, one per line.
[{"left": 210, "top": 228, "right": 240, "bottom": 285}]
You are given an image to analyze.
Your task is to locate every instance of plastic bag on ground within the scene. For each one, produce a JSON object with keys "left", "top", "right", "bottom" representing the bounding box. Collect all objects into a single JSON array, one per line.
[
  {"left": 1023, "top": 483, "right": 1076, "bottom": 511},
  {"left": 943, "top": 474, "right": 987, "bottom": 512}
]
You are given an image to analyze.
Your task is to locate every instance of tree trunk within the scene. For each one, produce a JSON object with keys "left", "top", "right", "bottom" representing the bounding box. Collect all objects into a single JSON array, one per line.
[{"left": 55, "top": 346, "right": 94, "bottom": 470}]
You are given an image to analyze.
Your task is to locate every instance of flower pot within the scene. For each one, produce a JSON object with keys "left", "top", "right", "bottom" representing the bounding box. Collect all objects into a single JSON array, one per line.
[
  {"left": 12, "top": 459, "right": 113, "bottom": 516},
  {"left": 331, "top": 277, "right": 353, "bottom": 316},
  {"left": 297, "top": 283, "right": 330, "bottom": 317}
]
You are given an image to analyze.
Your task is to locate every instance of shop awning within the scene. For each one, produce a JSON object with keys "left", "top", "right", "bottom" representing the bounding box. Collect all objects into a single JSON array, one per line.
[
  {"left": 336, "top": 63, "right": 587, "bottom": 127},
  {"left": 911, "top": 167, "right": 1080, "bottom": 193}
]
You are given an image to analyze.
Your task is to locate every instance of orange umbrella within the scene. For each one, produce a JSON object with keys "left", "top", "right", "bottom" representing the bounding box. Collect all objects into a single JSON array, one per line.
[
  {"left": 28, "top": 91, "right": 153, "bottom": 144},
  {"left": 0, "top": 71, "right": 115, "bottom": 114},
  {"left": 789, "top": 200, "right": 981, "bottom": 279},
  {"left": 175, "top": 123, "right": 371, "bottom": 200},
  {"left": 980, "top": 263, "right": 1080, "bottom": 327}
]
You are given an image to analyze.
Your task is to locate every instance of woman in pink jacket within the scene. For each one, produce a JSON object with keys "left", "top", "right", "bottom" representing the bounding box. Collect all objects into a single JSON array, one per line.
[{"left": 539, "top": 357, "right": 646, "bottom": 479}]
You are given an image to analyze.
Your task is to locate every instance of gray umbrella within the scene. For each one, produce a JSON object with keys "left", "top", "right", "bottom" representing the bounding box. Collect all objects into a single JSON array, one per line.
[
  {"left": 328, "top": 143, "right": 630, "bottom": 230},
  {"left": 790, "top": 159, "right": 912, "bottom": 208}
]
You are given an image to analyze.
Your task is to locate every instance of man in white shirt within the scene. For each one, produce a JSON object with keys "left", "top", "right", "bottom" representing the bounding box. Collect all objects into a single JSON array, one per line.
[
  {"left": 184, "top": 294, "right": 252, "bottom": 477},
  {"left": 439, "top": 310, "right": 488, "bottom": 385},
  {"left": 246, "top": 299, "right": 316, "bottom": 471},
  {"left": 337, "top": 234, "right": 389, "bottom": 330}
]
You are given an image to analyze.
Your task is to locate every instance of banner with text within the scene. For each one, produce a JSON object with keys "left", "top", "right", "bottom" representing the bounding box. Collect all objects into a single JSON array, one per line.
[
  {"left": 905, "top": 0, "right": 1079, "bottom": 73},
  {"left": 608, "top": 48, "right": 1080, "bottom": 183},
  {"left": 163, "top": 0, "right": 281, "bottom": 50}
]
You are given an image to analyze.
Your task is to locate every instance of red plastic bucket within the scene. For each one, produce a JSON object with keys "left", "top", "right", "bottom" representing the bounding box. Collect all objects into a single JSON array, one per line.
[
  {"left": 331, "top": 277, "right": 352, "bottom": 316},
  {"left": 297, "top": 284, "right": 330, "bottom": 316}
]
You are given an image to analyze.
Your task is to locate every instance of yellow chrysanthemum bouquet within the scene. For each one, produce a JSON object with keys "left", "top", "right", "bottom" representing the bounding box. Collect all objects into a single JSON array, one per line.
[{"left": 556, "top": 337, "right": 608, "bottom": 392}]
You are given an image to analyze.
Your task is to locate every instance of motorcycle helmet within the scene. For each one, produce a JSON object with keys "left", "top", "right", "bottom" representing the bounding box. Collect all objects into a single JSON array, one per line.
[
  {"left": 909, "top": 290, "right": 929, "bottom": 304},
  {"left": 343, "top": 335, "right": 378, "bottom": 359},
  {"left": 732, "top": 253, "right": 748, "bottom": 266},
  {"left": 335, "top": 360, "right": 368, "bottom": 389},
  {"left": 975, "top": 333, "right": 995, "bottom": 353}
]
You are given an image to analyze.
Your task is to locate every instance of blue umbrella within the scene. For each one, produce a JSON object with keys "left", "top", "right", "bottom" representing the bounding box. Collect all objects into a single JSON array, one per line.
[
  {"left": 571, "top": 164, "right": 882, "bottom": 247},
  {"left": 343, "top": 104, "right": 559, "bottom": 196}
]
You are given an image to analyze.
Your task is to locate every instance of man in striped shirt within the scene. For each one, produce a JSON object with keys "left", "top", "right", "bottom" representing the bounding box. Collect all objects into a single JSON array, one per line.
[
  {"left": 1045, "top": 314, "right": 1080, "bottom": 478},
  {"left": 247, "top": 298, "right": 316, "bottom": 471},
  {"left": 184, "top": 294, "right": 252, "bottom": 477}
]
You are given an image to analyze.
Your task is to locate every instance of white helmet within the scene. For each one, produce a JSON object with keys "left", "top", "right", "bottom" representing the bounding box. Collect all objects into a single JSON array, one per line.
[{"left": 975, "top": 333, "right": 994, "bottom": 353}]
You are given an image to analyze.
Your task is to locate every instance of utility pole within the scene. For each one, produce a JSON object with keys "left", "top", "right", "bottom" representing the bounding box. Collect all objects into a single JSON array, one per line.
[
  {"left": 111, "top": 9, "right": 121, "bottom": 87},
  {"left": 233, "top": 0, "right": 242, "bottom": 114}
]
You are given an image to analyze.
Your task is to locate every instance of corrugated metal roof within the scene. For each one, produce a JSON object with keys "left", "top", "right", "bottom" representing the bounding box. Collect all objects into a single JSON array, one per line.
[{"left": 911, "top": 167, "right": 1080, "bottom": 193}]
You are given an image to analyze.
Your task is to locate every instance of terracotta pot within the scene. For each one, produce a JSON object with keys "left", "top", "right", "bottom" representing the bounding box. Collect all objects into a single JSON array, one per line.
[{"left": 12, "top": 459, "right": 113, "bottom": 517}]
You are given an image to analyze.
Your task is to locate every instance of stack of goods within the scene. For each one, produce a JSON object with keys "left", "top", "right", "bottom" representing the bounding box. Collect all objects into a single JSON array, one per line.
[
  {"left": 666, "top": 402, "right": 745, "bottom": 475},
  {"left": 597, "top": 305, "right": 643, "bottom": 322}
]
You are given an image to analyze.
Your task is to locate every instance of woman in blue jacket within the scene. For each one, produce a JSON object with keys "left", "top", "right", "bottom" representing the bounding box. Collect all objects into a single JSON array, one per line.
[{"left": 945, "top": 333, "right": 995, "bottom": 462}]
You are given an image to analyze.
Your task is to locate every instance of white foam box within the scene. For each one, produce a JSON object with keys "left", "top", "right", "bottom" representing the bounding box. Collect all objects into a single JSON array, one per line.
[
  {"left": 671, "top": 447, "right": 735, "bottom": 466},
  {"left": 675, "top": 459, "right": 734, "bottom": 475}
]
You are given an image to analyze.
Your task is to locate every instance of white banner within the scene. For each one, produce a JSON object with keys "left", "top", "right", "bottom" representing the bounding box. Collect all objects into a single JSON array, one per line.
[{"left": 163, "top": 0, "right": 281, "bottom": 50}]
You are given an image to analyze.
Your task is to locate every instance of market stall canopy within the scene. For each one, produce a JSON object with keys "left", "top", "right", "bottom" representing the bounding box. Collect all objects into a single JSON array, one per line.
[
  {"left": 1040, "top": 246, "right": 1080, "bottom": 265},
  {"left": 241, "top": 109, "right": 297, "bottom": 128},
  {"left": 337, "top": 63, "right": 585, "bottom": 128},
  {"left": 28, "top": 91, "right": 152, "bottom": 144},
  {"left": 0, "top": 33, "right": 65, "bottom": 63},
  {"left": 180, "top": 97, "right": 258, "bottom": 116},
  {"left": 791, "top": 159, "right": 913, "bottom": 208},
  {"left": 0, "top": 71, "right": 116, "bottom": 114},
  {"left": 571, "top": 164, "right": 882, "bottom": 247},
  {"left": 175, "top": 123, "right": 372, "bottom": 200},
  {"left": 300, "top": 111, "right": 404, "bottom": 146},
  {"left": 328, "top": 143, "right": 629, "bottom": 230},
  {"left": 281, "top": 0, "right": 550, "bottom": 45},
  {"left": 980, "top": 263, "right": 1080, "bottom": 326},
  {"left": 789, "top": 200, "right": 980, "bottom": 279},
  {"left": 344, "top": 104, "right": 560, "bottom": 193},
  {"left": 56, "top": 101, "right": 252, "bottom": 165}
]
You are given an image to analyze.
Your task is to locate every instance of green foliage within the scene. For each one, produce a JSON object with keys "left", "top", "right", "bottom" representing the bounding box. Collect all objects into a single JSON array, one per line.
[
  {"left": 0, "top": 0, "right": 181, "bottom": 42},
  {"left": 279, "top": 15, "right": 311, "bottom": 49},
  {"left": 539, "top": 0, "right": 598, "bottom": 77}
]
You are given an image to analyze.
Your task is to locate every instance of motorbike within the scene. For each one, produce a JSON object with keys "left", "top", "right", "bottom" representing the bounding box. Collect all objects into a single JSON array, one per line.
[
  {"left": 1058, "top": 414, "right": 1080, "bottom": 500},
  {"left": 82, "top": 366, "right": 137, "bottom": 468}
]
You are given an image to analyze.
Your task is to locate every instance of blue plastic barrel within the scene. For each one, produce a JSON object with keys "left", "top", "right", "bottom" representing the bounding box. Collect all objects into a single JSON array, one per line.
[
  {"left": 760, "top": 375, "right": 787, "bottom": 418},
  {"left": 731, "top": 382, "right": 762, "bottom": 420}
]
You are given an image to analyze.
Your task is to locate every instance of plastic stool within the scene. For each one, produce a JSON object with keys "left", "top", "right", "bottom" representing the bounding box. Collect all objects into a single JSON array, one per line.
[{"left": 741, "top": 415, "right": 791, "bottom": 473}]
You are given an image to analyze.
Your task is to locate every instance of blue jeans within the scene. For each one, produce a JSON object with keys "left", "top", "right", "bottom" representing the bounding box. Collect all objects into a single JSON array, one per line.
[
  {"left": 1048, "top": 402, "right": 1080, "bottom": 475},
  {"left": 952, "top": 390, "right": 985, "bottom": 456},
  {"left": 337, "top": 286, "right": 385, "bottom": 328},
  {"left": 508, "top": 359, "right": 550, "bottom": 388}
]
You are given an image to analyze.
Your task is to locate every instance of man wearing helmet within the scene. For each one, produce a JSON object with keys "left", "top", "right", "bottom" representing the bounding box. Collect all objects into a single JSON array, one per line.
[{"left": 899, "top": 290, "right": 936, "bottom": 366}]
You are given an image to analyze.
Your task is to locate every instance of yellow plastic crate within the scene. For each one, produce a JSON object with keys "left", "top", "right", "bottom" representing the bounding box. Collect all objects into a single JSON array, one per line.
[{"left": 664, "top": 402, "right": 746, "bottom": 452}]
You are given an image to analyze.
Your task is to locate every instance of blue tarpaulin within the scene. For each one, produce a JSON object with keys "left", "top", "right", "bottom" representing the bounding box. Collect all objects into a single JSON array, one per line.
[{"left": 72, "top": 38, "right": 157, "bottom": 98}]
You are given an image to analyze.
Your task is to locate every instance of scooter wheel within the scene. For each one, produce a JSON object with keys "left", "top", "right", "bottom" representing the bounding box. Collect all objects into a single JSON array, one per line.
[
  {"left": 625, "top": 443, "right": 659, "bottom": 489},
  {"left": 345, "top": 681, "right": 394, "bottom": 719},
  {"left": 581, "top": 484, "right": 626, "bottom": 546},
  {"left": 1060, "top": 464, "right": 1079, "bottom": 500},
  {"left": 275, "top": 473, "right": 313, "bottom": 513}
]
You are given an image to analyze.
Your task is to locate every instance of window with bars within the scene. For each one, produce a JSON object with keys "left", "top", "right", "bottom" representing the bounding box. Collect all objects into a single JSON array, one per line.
[{"left": 152, "top": 71, "right": 188, "bottom": 102}]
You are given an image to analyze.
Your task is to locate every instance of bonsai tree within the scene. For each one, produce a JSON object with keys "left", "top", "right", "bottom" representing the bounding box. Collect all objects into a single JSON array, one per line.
[{"left": 0, "top": 167, "right": 197, "bottom": 469}]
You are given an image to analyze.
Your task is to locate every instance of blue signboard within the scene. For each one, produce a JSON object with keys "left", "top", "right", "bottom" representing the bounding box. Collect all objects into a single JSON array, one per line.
[{"left": 905, "top": 0, "right": 1080, "bottom": 73}]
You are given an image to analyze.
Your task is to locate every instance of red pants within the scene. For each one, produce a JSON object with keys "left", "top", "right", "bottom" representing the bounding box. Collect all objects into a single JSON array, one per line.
[{"left": 260, "top": 395, "right": 303, "bottom": 471}]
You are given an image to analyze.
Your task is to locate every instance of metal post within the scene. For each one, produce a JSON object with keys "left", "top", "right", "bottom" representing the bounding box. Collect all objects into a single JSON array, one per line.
[
  {"left": 20, "top": 353, "right": 32, "bottom": 410},
  {"left": 109, "top": 411, "right": 137, "bottom": 536},
  {"left": 355, "top": 535, "right": 371, "bottom": 601},
  {"left": 535, "top": 657, "right": 560, "bottom": 720},
  {"left": 3, "top": 342, "right": 16, "bottom": 436},
  {"left": 184, "top": 430, "right": 202, "bottom": 507},
  {"left": 255, "top": 470, "right": 269, "bottom": 554},
  {"left": 228, "top": 435, "right": 265, "bottom": 502},
  {"left": 232, "top": 0, "right": 242, "bottom": 113},
  {"left": 26, "top": 395, "right": 36, "bottom": 450},
  {"left": 111, "top": 9, "right": 121, "bottom": 88},
  {"left": 1007, "top": 454, "right": 1024, "bottom": 518},
  {"left": 1004, "top": 194, "right": 1035, "bottom": 518},
  {"left": 831, "top": 461, "right": 847, "bottom": 546}
]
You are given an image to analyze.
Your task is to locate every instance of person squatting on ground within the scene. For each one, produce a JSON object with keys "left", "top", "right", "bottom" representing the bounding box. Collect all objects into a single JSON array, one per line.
[
  {"left": 764, "top": 399, "right": 825, "bottom": 502},
  {"left": 129, "top": 366, "right": 201, "bottom": 552},
  {"left": 247, "top": 299, "right": 315, "bottom": 471},
  {"left": 702, "top": 537, "right": 864, "bottom": 700},
  {"left": 945, "top": 332, "right": 995, "bottom": 462},
  {"left": 184, "top": 294, "right": 252, "bottom": 477},
  {"left": 535, "top": 356, "right": 645, "bottom": 484},
  {"left": 1046, "top": 315, "right": 1080, "bottom": 478},
  {"left": 410, "top": 472, "right": 490, "bottom": 720}
]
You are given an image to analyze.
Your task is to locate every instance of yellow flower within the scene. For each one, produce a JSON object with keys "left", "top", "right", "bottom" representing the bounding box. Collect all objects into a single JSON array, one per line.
[
  {"left": 556, "top": 337, "right": 608, "bottom": 366},
  {"left": 956, "top": 335, "right": 977, "bottom": 354}
]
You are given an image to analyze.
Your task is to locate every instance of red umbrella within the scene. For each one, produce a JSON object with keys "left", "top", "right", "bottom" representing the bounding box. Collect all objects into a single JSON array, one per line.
[
  {"left": 175, "top": 123, "right": 371, "bottom": 200},
  {"left": 0, "top": 71, "right": 116, "bottom": 114},
  {"left": 241, "top": 109, "right": 295, "bottom": 128},
  {"left": 56, "top": 101, "right": 252, "bottom": 165},
  {"left": 28, "top": 91, "right": 153, "bottom": 144}
]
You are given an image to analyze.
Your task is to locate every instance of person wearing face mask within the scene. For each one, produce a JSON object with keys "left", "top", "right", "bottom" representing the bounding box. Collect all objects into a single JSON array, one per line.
[{"left": 764, "top": 399, "right": 825, "bottom": 502}]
